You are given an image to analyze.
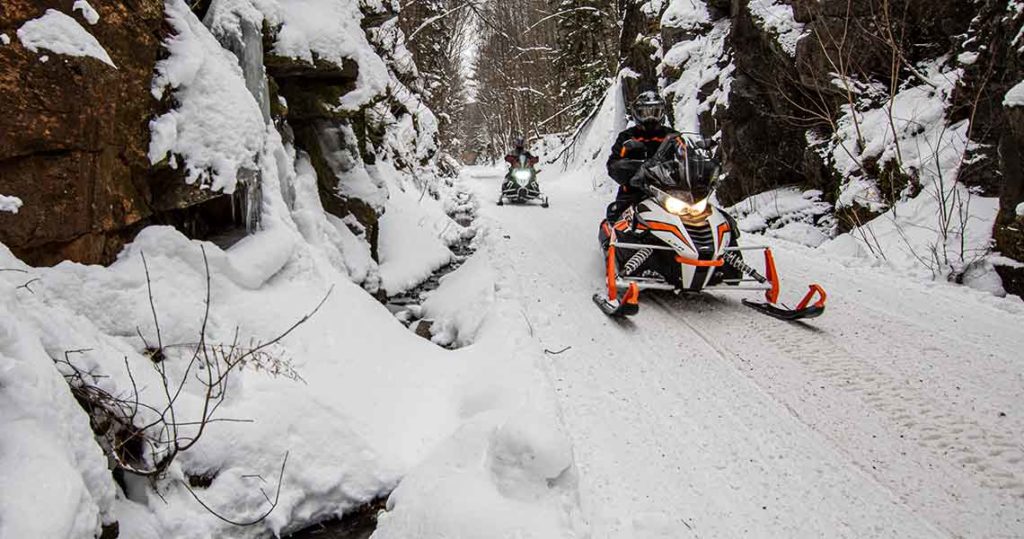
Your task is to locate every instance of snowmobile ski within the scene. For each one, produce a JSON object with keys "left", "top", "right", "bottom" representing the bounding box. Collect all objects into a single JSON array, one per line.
[
  {"left": 593, "top": 283, "right": 640, "bottom": 317},
  {"left": 742, "top": 284, "right": 827, "bottom": 321}
]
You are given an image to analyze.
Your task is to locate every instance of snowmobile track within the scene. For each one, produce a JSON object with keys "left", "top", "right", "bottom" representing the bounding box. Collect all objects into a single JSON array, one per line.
[
  {"left": 751, "top": 319, "right": 1023, "bottom": 497},
  {"left": 654, "top": 292, "right": 1024, "bottom": 501}
]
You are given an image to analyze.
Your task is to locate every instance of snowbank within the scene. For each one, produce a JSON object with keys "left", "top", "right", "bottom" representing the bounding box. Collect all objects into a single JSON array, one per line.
[
  {"left": 557, "top": 75, "right": 629, "bottom": 191},
  {"left": 726, "top": 187, "right": 833, "bottom": 247},
  {"left": 0, "top": 161, "right": 579, "bottom": 538},
  {"left": 818, "top": 61, "right": 1001, "bottom": 288},
  {"left": 377, "top": 162, "right": 462, "bottom": 294},
  {"left": 0, "top": 273, "right": 117, "bottom": 538},
  {"left": 827, "top": 62, "right": 965, "bottom": 212},
  {"left": 17, "top": 9, "right": 115, "bottom": 68},
  {"left": 374, "top": 222, "right": 583, "bottom": 539},
  {"left": 149, "top": 0, "right": 267, "bottom": 194},
  {"left": 420, "top": 254, "right": 496, "bottom": 347}
]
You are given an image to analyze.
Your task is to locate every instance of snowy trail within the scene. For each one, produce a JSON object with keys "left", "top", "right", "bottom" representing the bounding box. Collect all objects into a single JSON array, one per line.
[{"left": 465, "top": 165, "right": 1024, "bottom": 538}]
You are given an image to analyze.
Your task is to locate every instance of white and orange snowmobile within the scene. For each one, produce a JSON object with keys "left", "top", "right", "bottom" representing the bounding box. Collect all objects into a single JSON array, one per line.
[{"left": 594, "top": 135, "right": 827, "bottom": 320}]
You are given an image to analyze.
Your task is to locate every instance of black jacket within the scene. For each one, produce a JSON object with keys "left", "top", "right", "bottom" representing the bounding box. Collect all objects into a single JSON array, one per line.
[{"left": 606, "top": 124, "right": 676, "bottom": 186}]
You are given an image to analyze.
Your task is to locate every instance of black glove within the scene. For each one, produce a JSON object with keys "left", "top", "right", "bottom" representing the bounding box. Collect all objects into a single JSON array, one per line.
[{"left": 622, "top": 139, "right": 646, "bottom": 159}]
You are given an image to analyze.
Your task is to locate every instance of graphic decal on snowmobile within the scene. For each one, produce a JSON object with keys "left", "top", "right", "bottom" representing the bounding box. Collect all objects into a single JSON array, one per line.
[{"left": 594, "top": 135, "right": 828, "bottom": 321}]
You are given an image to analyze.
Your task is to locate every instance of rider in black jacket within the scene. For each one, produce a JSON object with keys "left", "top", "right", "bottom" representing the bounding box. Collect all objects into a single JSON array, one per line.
[{"left": 605, "top": 91, "right": 677, "bottom": 222}]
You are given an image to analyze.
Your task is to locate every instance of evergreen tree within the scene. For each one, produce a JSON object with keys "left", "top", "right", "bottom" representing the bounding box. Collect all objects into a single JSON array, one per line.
[{"left": 555, "top": 0, "right": 618, "bottom": 123}]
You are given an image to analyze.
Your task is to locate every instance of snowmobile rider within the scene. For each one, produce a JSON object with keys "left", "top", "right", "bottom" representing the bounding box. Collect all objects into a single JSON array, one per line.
[
  {"left": 504, "top": 136, "right": 538, "bottom": 167},
  {"left": 605, "top": 91, "right": 676, "bottom": 222}
]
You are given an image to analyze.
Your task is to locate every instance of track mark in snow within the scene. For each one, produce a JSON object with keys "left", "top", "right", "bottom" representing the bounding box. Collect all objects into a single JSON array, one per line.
[{"left": 721, "top": 307, "right": 1024, "bottom": 498}]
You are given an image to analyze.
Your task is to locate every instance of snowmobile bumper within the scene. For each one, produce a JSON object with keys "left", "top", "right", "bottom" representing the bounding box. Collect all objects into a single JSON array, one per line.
[{"left": 598, "top": 222, "right": 828, "bottom": 321}]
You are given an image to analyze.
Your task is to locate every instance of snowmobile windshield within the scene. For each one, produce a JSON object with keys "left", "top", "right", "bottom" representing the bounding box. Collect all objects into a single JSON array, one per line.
[{"left": 641, "top": 137, "right": 719, "bottom": 201}]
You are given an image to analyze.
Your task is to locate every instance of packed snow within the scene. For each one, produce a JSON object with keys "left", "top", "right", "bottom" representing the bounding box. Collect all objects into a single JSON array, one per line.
[
  {"left": 73, "top": 0, "right": 101, "bottom": 25},
  {"left": 16, "top": 9, "right": 116, "bottom": 68},
  {"left": 149, "top": 0, "right": 267, "bottom": 194},
  {"left": 0, "top": 33, "right": 10, "bottom": 46},
  {"left": 0, "top": 195, "right": 23, "bottom": 214}
]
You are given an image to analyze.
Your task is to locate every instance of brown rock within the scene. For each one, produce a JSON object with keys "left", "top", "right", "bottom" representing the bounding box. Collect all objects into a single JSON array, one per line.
[{"left": 0, "top": 0, "right": 167, "bottom": 265}]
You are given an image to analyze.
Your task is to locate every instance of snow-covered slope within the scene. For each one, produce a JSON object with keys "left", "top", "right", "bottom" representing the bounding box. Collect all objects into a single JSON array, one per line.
[
  {"left": 1, "top": 2, "right": 578, "bottom": 537},
  {"left": 0, "top": 159, "right": 582, "bottom": 538}
]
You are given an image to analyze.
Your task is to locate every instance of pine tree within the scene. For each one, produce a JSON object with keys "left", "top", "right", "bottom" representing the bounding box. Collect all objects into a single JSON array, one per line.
[
  {"left": 399, "top": 0, "right": 471, "bottom": 155},
  {"left": 555, "top": 0, "right": 618, "bottom": 123}
]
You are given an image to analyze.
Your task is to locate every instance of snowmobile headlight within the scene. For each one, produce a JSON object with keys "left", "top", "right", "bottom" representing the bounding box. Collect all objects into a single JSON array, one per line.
[
  {"left": 690, "top": 197, "right": 708, "bottom": 214},
  {"left": 512, "top": 169, "right": 533, "bottom": 181},
  {"left": 664, "top": 196, "right": 688, "bottom": 214}
]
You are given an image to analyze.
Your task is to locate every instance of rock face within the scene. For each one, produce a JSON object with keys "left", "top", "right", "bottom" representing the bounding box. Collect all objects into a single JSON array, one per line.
[
  {"left": 619, "top": 1, "right": 667, "bottom": 102},
  {"left": 656, "top": 0, "right": 1024, "bottom": 295},
  {"left": 266, "top": 51, "right": 384, "bottom": 253},
  {"left": 715, "top": 1, "right": 809, "bottom": 206},
  {"left": 995, "top": 103, "right": 1024, "bottom": 295},
  {"left": 950, "top": 0, "right": 1024, "bottom": 296},
  {"left": 2, "top": 0, "right": 437, "bottom": 268},
  {"left": 0, "top": 0, "right": 166, "bottom": 265}
]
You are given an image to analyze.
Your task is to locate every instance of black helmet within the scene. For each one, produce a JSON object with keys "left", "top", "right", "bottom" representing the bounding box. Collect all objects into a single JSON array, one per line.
[
  {"left": 513, "top": 136, "right": 525, "bottom": 150},
  {"left": 632, "top": 91, "right": 667, "bottom": 127}
]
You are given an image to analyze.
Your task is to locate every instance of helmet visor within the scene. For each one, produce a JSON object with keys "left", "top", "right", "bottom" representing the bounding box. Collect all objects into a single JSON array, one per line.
[{"left": 634, "top": 103, "right": 665, "bottom": 123}]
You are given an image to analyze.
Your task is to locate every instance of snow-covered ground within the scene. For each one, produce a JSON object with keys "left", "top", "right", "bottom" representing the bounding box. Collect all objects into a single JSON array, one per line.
[
  {"left": 4, "top": 155, "right": 1024, "bottom": 537},
  {"left": 463, "top": 159, "right": 1024, "bottom": 537},
  {"left": 0, "top": 166, "right": 583, "bottom": 537}
]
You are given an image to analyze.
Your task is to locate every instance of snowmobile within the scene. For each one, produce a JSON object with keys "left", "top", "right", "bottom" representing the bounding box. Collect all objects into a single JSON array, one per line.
[
  {"left": 498, "top": 154, "right": 549, "bottom": 207},
  {"left": 593, "top": 136, "right": 827, "bottom": 321}
]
